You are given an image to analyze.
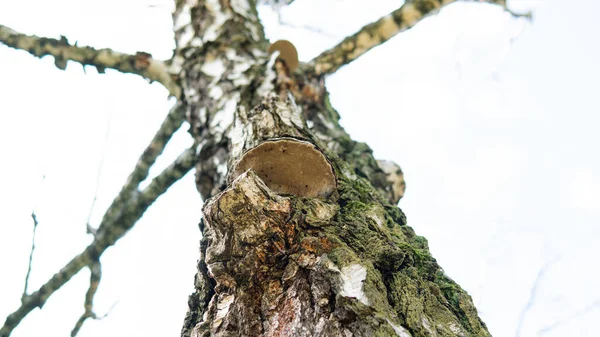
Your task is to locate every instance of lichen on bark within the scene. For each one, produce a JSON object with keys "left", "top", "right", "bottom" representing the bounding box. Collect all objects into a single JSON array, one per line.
[
  {"left": 181, "top": 94, "right": 490, "bottom": 337},
  {"left": 174, "top": 1, "right": 491, "bottom": 336}
]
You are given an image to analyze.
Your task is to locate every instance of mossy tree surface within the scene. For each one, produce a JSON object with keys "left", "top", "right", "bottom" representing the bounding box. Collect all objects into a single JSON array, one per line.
[
  {"left": 0, "top": 0, "right": 524, "bottom": 335},
  {"left": 175, "top": 2, "right": 491, "bottom": 336}
]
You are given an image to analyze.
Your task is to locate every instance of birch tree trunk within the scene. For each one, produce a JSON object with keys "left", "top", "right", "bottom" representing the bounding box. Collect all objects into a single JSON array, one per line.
[
  {"left": 0, "top": 0, "right": 529, "bottom": 335},
  {"left": 174, "top": 1, "right": 491, "bottom": 336}
]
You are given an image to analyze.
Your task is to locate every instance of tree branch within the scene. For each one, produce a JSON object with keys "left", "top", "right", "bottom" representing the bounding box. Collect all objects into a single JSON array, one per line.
[
  {"left": 70, "top": 260, "right": 103, "bottom": 337},
  {"left": 93, "top": 103, "right": 186, "bottom": 234},
  {"left": 0, "top": 24, "right": 181, "bottom": 97},
  {"left": 310, "top": 0, "right": 512, "bottom": 75},
  {"left": 21, "top": 211, "right": 39, "bottom": 302},
  {"left": 0, "top": 146, "right": 195, "bottom": 337},
  {"left": 3, "top": 105, "right": 187, "bottom": 337},
  {"left": 21, "top": 176, "right": 45, "bottom": 302}
]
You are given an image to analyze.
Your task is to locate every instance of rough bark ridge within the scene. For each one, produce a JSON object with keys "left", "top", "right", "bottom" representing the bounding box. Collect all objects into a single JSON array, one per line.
[{"left": 175, "top": 1, "right": 491, "bottom": 336}]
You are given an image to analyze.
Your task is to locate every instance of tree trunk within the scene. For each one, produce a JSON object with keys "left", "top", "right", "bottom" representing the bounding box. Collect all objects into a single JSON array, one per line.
[{"left": 174, "top": 1, "right": 490, "bottom": 336}]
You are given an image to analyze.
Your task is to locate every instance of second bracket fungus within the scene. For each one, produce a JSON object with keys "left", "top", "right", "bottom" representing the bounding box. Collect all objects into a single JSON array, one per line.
[
  {"left": 232, "top": 138, "right": 336, "bottom": 198},
  {"left": 268, "top": 40, "right": 299, "bottom": 72}
]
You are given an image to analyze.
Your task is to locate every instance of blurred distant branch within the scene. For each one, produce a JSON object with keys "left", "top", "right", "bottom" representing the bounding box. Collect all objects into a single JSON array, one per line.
[
  {"left": 0, "top": 104, "right": 194, "bottom": 337},
  {"left": 0, "top": 24, "right": 181, "bottom": 97},
  {"left": 94, "top": 103, "right": 186, "bottom": 234},
  {"left": 505, "top": 8, "right": 533, "bottom": 20},
  {"left": 260, "top": 0, "right": 296, "bottom": 9},
  {"left": 86, "top": 119, "right": 111, "bottom": 234},
  {"left": 310, "top": 0, "right": 521, "bottom": 76},
  {"left": 515, "top": 257, "right": 561, "bottom": 337},
  {"left": 0, "top": 146, "right": 195, "bottom": 337},
  {"left": 538, "top": 298, "right": 600, "bottom": 336}
]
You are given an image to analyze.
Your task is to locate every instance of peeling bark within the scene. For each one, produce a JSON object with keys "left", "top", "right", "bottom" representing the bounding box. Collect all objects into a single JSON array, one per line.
[
  {"left": 183, "top": 96, "right": 490, "bottom": 337},
  {"left": 170, "top": 1, "right": 491, "bottom": 336},
  {"left": 0, "top": 1, "right": 512, "bottom": 336}
]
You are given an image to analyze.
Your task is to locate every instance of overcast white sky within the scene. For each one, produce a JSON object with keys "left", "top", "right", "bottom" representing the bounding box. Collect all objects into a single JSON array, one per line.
[{"left": 1, "top": 0, "right": 599, "bottom": 336}]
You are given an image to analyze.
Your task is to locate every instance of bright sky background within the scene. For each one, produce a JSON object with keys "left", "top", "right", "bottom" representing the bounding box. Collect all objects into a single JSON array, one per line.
[{"left": 1, "top": 0, "right": 599, "bottom": 336}]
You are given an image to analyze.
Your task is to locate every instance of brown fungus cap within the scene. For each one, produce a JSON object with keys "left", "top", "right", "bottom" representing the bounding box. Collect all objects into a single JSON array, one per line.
[
  {"left": 268, "top": 40, "right": 299, "bottom": 72},
  {"left": 231, "top": 139, "right": 336, "bottom": 198}
]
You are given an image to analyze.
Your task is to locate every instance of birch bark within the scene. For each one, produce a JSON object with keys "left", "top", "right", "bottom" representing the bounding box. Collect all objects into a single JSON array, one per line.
[{"left": 174, "top": 1, "right": 490, "bottom": 336}]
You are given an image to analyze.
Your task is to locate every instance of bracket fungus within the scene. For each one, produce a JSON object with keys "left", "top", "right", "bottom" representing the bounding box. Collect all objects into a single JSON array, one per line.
[
  {"left": 267, "top": 39, "right": 299, "bottom": 72},
  {"left": 231, "top": 138, "right": 336, "bottom": 198}
]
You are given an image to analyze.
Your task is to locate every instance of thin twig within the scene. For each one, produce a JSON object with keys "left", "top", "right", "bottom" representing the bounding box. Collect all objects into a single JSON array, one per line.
[
  {"left": 537, "top": 299, "right": 600, "bottom": 336},
  {"left": 505, "top": 8, "right": 533, "bottom": 21},
  {"left": 70, "top": 260, "right": 102, "bottom": 337},
  {"left": 310, "top": 0, "right": 515, "bottom": 76},
  {"left": 515, "top": 256, "right": 561, "bottom": 337},
  {"left": 21, "top": 175, "right": 45, "bottom": 302},
  {"left": 277, "top": 16, "right": 339, "bottom": 39},
  {"left": 21, "top": 212, "right": 38, "bottom": 301},
  {"left": 69, "top": 259, "right": 115, "bottom": 337},
  {"left": 0, "top": 24, "right": 181, "bottom": 97},
  {"left": 0, "top": 146, "right": 196, "bottom": 337},
  {"left": 86, "top": 118, "right": 112, "bottom": 235}
]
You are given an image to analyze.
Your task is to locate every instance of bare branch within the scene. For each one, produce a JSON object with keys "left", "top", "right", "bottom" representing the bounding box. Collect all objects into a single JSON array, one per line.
[
  {"left": 21, "top": 175, "right": 45, "bottom": 302},
  {"left": 86, "top": 119, "right": 111, "bottom": 234},
  {"left": 506, "top": 8, "right": 533, "bottom": 20},
  {"left": 3, "top": 104, "right": 188, "bottom": 336},
  {"left": 21, "top": 212, "right": 39, "bottom": 302},
  {"left": 538, "top": 299, "right": 600, "bottom": 336},
  {"left": 70, "top": 260, "right": 102, "bottom": 337},
  {"left": 516, "top": 256, "right": 561, "bottom": 337},
  {"left": 0, "top": 24, "right": 181, "bottom": 97},
  {"left": 310, "top": 0, "right": 511, "bottom": 75},
  {"left": 94, "top": 103, "right": 186, "bottom": 234},
  {"left": 277, "top": 19, "right": 339, "bottom": 39},
  {"left": 0, "top": 146, "right": 195, "bottom": 337},
  {"left": 260, "top": 0, "right": 296, "bottom": 9}
]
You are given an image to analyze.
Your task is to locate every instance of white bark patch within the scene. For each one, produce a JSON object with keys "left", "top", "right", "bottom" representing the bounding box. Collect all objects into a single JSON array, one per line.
[
  {"left": 339, "top": 264, "right": 370, "bottom": 306},
  {"left": 178, "top": 25, "right": 195, "bottom": 48},
  {"left": 201, "top": 58, "right": 226, "bottom": 78},
  {"left": 212, "top": 294, "right": 235, "bottom": 329},
  {"left": 216, "top": 159, "right": 228, "bottom": 177},
  {"left": 230, "top": 0, "right": 251, "bottom": 18},
  {"left": 209, "top": 86, "right": 224, "bottom": 100},
  {"left": 170, "top": 55, "right": 185, "bottom": 73},
  {"left": 229, "top": 61, "right": 252, "bottom": 86},
  {"left": 210, "top": 95, "right": 238, "bottom": 134},
  {"left": 257, "top": 52, "right": 278, "bottom": 97},
  {"left": 174, "top": 4, "right": 192, "bottom": 30},
  {"left": 228, "top": 106, "right": 251, "bottom": 157},
  {"left": 387, "top": 319, "right": 412, "bottom": 337},
  {"left": 275, "top": 93, "right": 304, "bottom": 128},
  {"left": 204, "top": 0, "right": 231, "bottom": 43}
]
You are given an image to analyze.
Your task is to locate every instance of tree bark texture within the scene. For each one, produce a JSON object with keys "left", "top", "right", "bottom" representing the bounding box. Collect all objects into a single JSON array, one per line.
[{"left": 174, "top": 1, "right": 490, "bottom": 336}]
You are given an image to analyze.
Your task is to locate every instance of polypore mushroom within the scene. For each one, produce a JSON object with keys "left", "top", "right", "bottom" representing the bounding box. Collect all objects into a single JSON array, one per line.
[
  {"left": 268, "top": 40, "right": 299, "bottom": 72},
  {"left": 231, "top": 138, "right": 336, "bottom": 198}
]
